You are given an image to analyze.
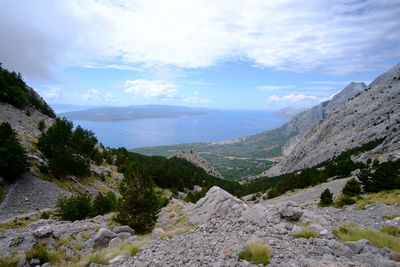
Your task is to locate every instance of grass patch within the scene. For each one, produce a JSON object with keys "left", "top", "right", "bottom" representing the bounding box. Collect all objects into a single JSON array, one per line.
[
  {"left": 0, "top": 187, "right": 5, "bottom": 203},
  {"left": 293, "top": 228, "right": 319, "bottom": 239},
  {"left": 0, "top": 217, "right": 39, "bottom": 231},
  {"left": 80, "top": 230, "right": 93, "bottom": 240},
  {"left": 0, "top": 255, "right": 21, "bottom": 267},
  {"left": 25, "top": 245, "right": 49, "bottom": 265},
  {"left": 334, "top": 224, "right": 400, "bottom": 254},
  {"left": 356, "top": 190, "right": 400, "bottom": 209},
  {"left": 382, "top": 214, "right": 400, "bottom": 220},
  {"left": 238, "top": 240, "right": 272, "bottom": 265},
  {"left": 380, "top": 225, "right": 400, "bottom": 237},
  {"left": 74, "top": 241, "right": 143, "bottom": 266}
]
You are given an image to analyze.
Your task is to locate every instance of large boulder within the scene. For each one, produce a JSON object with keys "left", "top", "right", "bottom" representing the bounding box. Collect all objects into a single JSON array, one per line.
[
  {"left": 152, "top": 228, "right": 165, "bottom": 239},
  {"left": 113, "top": 225, "right": 135, "bottom": 235},
  {"left": 190, "top": 186, "right": 247, "bottom": 224},
  {"left": 279, "top": 201, "right": 303, "bottom": 221},
  {"left": 93, "top": 228, "right": 117, "bottom": 249}
]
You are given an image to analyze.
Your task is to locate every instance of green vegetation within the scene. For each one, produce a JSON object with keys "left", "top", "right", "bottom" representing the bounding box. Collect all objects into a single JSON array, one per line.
[
  {"left": 26, "top": 245, "right": 49, "bottom": 265},
  {"left": 356, "top": 190, "right": 400, "bottom": 209},
  {"left": 293, "top": 228, "right": 319, "bottom": 239},
  {"left": 241, "top": 138, "right": 387, "bottom": 198},
  {"left": 38, "top": 119, "right": 45, "bottom": 131},
  {"left": 0, "top": 255, "right": 21, "bottom": 267},
  {"left": 0, "top": 64, "right": 55, "bottom": 117},
  {"left": 319, "top": 188, "right": 333, "bottom": 206},
  {"left": 0, "top": 122, "right": 30, "bottom": 182},
  {"left": 238, "top": 240, "right": 272, "bottom": 265},
  {"left": 380, "top": 225, "right": 400, "bottom": 237},
  {"left": 357, "top": 159, "right": 400, "bottom": 193},
  {"left": 37, "top": 118, "right": 99, "bottom": 177},
  {"left": 335, "top": 196, "right": 356, "bottom": 208},
  {"left": 56, "top": 191, "right": 117, "bottom": 221},
  {"left": 115, "top": 162, "right": 160, "bottom": 233},
  {"left": 342, "top": 178, "right": 361, "bottom": 196},
  {"left": 334, "top": 224, "right": 400, "bottom": 255},
  {"left": 383, "top": 214, "right": 400, "bottom": 220}
]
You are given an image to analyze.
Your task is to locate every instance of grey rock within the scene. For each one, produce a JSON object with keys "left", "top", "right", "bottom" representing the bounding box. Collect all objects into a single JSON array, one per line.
[
  {"left": 113, "top": 225, "right": 135, "bottom": 235},
  {"left": 30, "top": 258, "right": 41, "bottom": 266},
  {"left": 93, "top": 228, "right": 117, "bottom": 249},
  {"left": 152, "top": 228, "right": 165, "bottom": 239},
  {"left": 279, "top": 201, "right": 303, "bottom": 221},
  {"left": 117, "top": 232, "right": 131, "bottom": 240},
  {"left": 33, "top": 227, "right": 53, "bottom": 238},
  {"left": 344, "top": 239, "right": 373, "bottom": 254},
  {"left": 109, "top": 255, "right": 129, "bottom": 264},
  {"left": 126, "top": 235, "right": 139, "bottom": 243},
  {"left": 327, "top": 240, "right": 354, "bottom": 256},
  {"left": 108, "top": 237, "right": 122, "bottom": 247}
]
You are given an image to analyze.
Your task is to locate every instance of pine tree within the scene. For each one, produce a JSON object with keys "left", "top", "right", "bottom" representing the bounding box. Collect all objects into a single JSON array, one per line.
[{"left": 320, "top": 188, "right": 333, "bottom": 206}]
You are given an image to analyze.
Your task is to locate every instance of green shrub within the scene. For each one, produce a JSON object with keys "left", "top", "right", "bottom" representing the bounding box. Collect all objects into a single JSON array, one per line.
[
  {"left": 26, "top": 246, "right": 48, "bottom": 265},
  {"left": 319, "top": 188, "right": 333, "bottom": 206},
  {"left": 115, "top": 162, "right": 159, "bottom": 233},
  {"left": 335, "top": 196, "right": 356, "bottom": 207},
  {"left": 342, "top": 178, "right": 361, "bottom": 196},
  {"left": 38, "top": 120, "right": 45, "bottom": 131},
  {"left": 0, "top": 122, "right": 29, "bottom": 181},
  {"left": 92, "top": 191, "right": 117, "bottom": 215},
  {"left": 56, "top": 194, "right": 92, "bottom": 221},
  {"left": 238, "top": 240, "right": 272, "bottom": 265},
  {"left": 40, "top": 211, "right": 50, "bottom": 219}
]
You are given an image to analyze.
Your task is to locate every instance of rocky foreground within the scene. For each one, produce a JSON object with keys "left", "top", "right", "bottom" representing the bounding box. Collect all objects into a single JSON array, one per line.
[{"left": 2, "top": 186, "right": 400, "bottom": 266}]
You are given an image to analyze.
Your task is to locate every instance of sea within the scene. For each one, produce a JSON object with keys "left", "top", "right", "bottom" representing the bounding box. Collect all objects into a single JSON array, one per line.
[{"left": 54, "top": 107, "right": 286, "bottom": 149}]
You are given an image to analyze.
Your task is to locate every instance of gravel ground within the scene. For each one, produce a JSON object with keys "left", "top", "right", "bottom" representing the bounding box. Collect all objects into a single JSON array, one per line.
[{"left": 0, "top": 175, "right": 71, "bottom": 220}]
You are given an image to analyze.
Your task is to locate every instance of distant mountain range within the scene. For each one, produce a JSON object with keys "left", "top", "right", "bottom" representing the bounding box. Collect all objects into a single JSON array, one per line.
[
  {"left": 272, "top": 107, "right": 307, "bottom": 120},
  {"left": 60, "top": 105, "right": 216, "bottom": 121}
]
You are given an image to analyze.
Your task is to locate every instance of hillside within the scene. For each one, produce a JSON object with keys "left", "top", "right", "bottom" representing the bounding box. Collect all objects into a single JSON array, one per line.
[
  {"left": 133, "top": 82, "right": 366, "bottom": 179},
  {"left": 264, "top": 63, "right": 400, "bottom": 177},
  {"left": 61, "top": 105, "right": 215, "bottom": 121}
]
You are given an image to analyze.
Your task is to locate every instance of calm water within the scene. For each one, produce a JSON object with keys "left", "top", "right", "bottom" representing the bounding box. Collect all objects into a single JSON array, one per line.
[{"left": 69, "top": 110, "right": 285, "bottom": 149}]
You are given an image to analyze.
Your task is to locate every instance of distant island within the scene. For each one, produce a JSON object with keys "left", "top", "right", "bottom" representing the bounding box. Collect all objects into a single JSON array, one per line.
[{"left": 60, "top": 105, "right": 216, "bottom": 121}]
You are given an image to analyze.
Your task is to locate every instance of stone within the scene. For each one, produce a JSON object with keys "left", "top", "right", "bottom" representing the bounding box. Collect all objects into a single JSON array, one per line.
[
  {"left": 344, "top": 239, "right": 372, "bottom": 254},
  {"left": 113, "top": 225, "right": 135, "bottom": 235},
  {"left": 109, "top": 255, "right": 129, "bottom": 264},
  {"left": 117, "top": 232, "right": 131, "bottom": 240},
  {"left": 127, "top": 235, "right": 139, "bottom": 243},
  {"left": 152, "top": 228, "right": 165, "bottom": 239},
  {"left": 279, "top": 201, "right": 303, "bottom": 221},
  {"left": 41, "top": 263, "right": 51, "bottom": 267},
  {"left": 327, "top": 240, "right": 354, "bottom": 257},
  {"left": 93, "top": 228, "right": 117, "bottom": 249},
  {"left": 33, "top": 227, "right": 53, "bottom": 238},
  {"left": 30, "top": 258, "right": 40, "bottom": 266},
  {"left": 108, "top": 237, "right": 122, "bottom": 247}
]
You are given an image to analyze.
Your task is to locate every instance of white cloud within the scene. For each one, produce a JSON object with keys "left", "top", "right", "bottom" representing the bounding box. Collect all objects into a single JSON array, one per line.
[
  {"left": 81, "top": 89, "right": 115, "bottom": 102},
  {"left": 42, "top": 85, "right": 62, "bottom": 99},
  {"left": 308, "top": 81, "right": 351, "bottom": 85},
  {"left": 267, "top": 93, "right": 326, "bottom": 108},
  {"left": 257, "top": 85, "right": 295, "bottom": 91},
  {"left": 183, "top": 91, "right": 210, "bottom": 104},
  {"left": 124, "top": 79, "right": 178, "bottom": 100},
  {"left": 1, "top": 1, "right": 399, "bottom": 77}
]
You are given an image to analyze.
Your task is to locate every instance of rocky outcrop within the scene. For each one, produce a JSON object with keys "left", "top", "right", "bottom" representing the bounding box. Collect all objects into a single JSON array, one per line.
[
  {"left": 169, "top": 150, "right": 224, "bottom": 179},
  {"left": 265, "top": 63, "right": 400, "bottom": 176}
]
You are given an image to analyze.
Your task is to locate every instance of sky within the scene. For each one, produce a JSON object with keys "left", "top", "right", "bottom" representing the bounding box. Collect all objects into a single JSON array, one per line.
[{"left": 1, "top": 0, "right": 400, "bottom": 110}]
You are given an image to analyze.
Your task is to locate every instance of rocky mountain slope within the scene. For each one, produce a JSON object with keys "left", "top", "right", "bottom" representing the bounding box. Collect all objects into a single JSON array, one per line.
[
  {"left": 3, "top": 185, "right": 400, "bottom": 266},
  {"left": 265, "top": 63, "right": 400, "bottom": 177},
  {"left": 271, "top": 107, "right": 307, "bottom": 120},
  {"left": 169, "top": 150, "right": 224, "bottom": 179}
]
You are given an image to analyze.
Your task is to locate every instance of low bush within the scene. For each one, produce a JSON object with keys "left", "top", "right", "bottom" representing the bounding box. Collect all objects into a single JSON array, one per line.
[
  {"left": 238, "top": 240, "right": 272, "bottom": 265},
  {"left": 342, "top": 178, "right": 361, "bottom": 196},
  {"left": 335, "top": 196, "right": 356, "bottom": 208},
  {"left": 293, "top": 228, "right": 319, "bottom": 239},
  {"left": 56, "top": 194, "right": 92, "bottom": 221},
  {"left": 319, "top": 188, "right": 333, "bottom": 206},
  {"left": 92, "top": 191, "right": 117, "bottom": 216}
]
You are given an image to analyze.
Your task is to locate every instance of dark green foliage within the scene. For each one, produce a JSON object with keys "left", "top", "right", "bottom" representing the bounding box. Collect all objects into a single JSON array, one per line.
[
  {"left": 37, "top": 118, "right": 99, "bottom": 177},
  {"left": 116, "top": 162, "right": 159, "bottom": 233},
  {"left": 111, "top": 148, "right": 241, "bottom": 197},
  {"left": 0, "top": 122, "right": 29, "bottom": 181},
  {"left": 33, "top": 247, "right": 49, "bottom": 264},
  {"left": 40, "top": 211, "right": 50, "bottom": 219},
  {"left": 56, "top": 194, "right": 93, "bottom": 221},
  {"left": 0, "top": 65, "right": 55, "bottom": 118},
  {"left": 38, "top": 120, "right": 45, "bottom": 131},
  {"left": 242, "top": 139, "right": 385, "bottom": 198},
  {"left": 335, "top": 196, "right": 356, "bottom": 207},
  {"left": 92, "top": 191, "right": 117, "bottom": 215},
  {"left": 320, "top": 188, "right": 333, "bottom": 206},
  {"left": 342, "top": 178, "right": 361, "bottom": 196},
  {"left": 358, "top": 160, "right": 400, "bottom": 192}
]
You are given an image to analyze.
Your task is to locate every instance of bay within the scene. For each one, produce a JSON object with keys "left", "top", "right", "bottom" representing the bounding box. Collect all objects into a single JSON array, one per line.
[{"left": 70, "top": 110, "right": 285, "bottom": 149}]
